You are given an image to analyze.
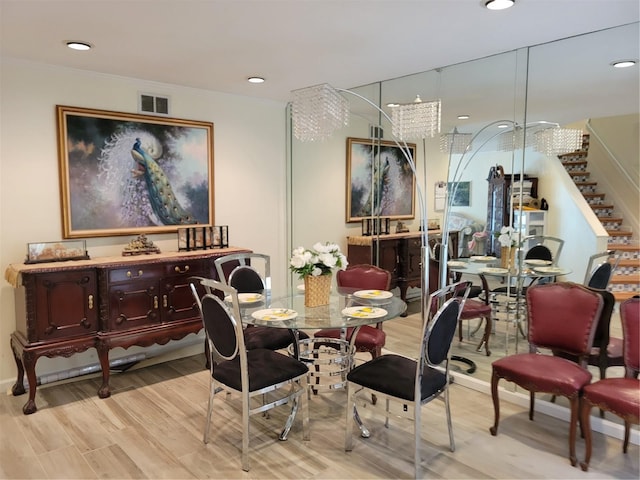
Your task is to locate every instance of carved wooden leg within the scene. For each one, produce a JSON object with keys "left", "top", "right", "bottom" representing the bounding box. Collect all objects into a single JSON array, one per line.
[
  {"left": 21, "top": 351, "right": 38, "bottom": 415},
  {"left": 96, "top": 342, "right": 111, "bottom": 398},
  {"left": 10, "top": 339, "right": 26, "bottom": 396},
  {"left": 568, "top": 396, "right": 579, "bottom": 467},
  {"left": 489, "top": 370, "right": 500, "bottom": 435},
  {"left": 580, "top": 397, "right": 593, "bottom": 471}
]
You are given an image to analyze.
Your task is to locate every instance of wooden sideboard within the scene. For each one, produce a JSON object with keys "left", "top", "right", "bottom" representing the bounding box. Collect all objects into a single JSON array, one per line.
[
  {"left": 346, "top": 231, "right": 458, "bottom": 305},
  {"left": 5, "top": 247, "right": 249, "bottom": 414}
]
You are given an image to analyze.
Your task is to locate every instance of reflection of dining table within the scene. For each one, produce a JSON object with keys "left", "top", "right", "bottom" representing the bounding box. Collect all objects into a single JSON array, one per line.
[
  {"left": 447, "top": 257, "right": 572, "bottom": 352},
  {"left": 229, "top": 285, "right": 407, "bottom": 440}
]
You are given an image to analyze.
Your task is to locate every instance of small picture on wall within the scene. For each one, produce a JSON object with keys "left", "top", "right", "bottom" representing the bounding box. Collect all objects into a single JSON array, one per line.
[{"left": 448, "top": 181, "right": 471, "bottom": 207}]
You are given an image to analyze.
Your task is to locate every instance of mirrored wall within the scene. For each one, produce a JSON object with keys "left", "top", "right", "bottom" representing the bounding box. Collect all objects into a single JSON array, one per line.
[{"left": 288, "top": 22, "right": 639, "bottom": 389}]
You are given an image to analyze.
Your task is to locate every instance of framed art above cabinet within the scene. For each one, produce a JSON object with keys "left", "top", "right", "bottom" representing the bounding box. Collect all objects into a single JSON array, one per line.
[{"left": 56, "top": 105, "right": 214, "bottom": 238}]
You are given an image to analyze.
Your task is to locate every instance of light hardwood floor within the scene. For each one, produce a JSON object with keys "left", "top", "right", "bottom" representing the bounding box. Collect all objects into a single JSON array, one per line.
[{"left": 1, "top": 305, "right": 638, "bottom": 479}]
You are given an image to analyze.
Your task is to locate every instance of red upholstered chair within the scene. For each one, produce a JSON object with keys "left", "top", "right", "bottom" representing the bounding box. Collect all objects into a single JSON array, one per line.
[
  {"left": 313, "top": 264, "right": 391, "bottom": 361},
  {"left": 489, "top": 282, "right": 603, "bottom": 467},
  {"left": 580, "top": 296, "right": 640, "bottom": 471}
]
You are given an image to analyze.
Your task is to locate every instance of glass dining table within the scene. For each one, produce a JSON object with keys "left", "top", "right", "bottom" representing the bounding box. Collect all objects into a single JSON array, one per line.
[
  {"left": 447, "top": 256, "right": 572, "bottom": 353},
  {"left": 229, "top": 285, "right": 407, "bottom": 440}
]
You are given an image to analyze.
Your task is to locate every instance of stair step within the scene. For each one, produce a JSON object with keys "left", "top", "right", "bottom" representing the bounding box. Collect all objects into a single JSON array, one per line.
[
  {"left": 616, "top": 258, "right": 640, "bottom": 267},
  {"left": 601, "top": 219, "right": 623, "bottom": 230},
  {"left": 562, "top": 161, "right": 588, "bottom": 172},
  {"left": 608, "top": 230, "right": 634, "bottom": 237},
  {"left": 569, "top": 171, "right": 590, "bottom": 179},
  {"left": 613, "top": 291, "right": 639, "bottom": 302},
  {"left": 598, "top": 216, "right": 623, "bottom": 223},
  {"left": 610, "top": 273, "right": 640, "bottom": 283},
  {"left": 558, "top": 151, "right": 589, "bottom": 160}
]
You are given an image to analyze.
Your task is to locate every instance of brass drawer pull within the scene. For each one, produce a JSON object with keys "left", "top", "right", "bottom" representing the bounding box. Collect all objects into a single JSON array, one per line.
[
  {"left": 174, "top": 265, "right": 190, "bottom": 274},
  {"left": 154, "top": 296, "right": 158, "bottom": 309},
  {"left": 126, "top": 270, "right": 144, "bottom": 278},
  {"left": 88, "top": 294, "right": 94, "bottom": 310}
]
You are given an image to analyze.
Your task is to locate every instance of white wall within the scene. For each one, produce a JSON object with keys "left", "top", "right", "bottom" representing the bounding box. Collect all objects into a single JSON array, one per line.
[{"left": 0, "top": 59, "right": 288, "bottom": 387}]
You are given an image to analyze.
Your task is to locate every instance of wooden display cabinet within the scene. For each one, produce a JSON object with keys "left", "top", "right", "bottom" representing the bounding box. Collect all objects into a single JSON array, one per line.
[{"left": 7, "top": 248, "right": 249, "bottom": 414}]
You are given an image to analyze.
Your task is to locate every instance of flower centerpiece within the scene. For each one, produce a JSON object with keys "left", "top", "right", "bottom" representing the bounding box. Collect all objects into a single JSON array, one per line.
[
  {"left": 496, "top": 226, "right": 517, "bottom": 269},
  {"left": 290, "top": 242, "right": 348, "bottom": 307}
]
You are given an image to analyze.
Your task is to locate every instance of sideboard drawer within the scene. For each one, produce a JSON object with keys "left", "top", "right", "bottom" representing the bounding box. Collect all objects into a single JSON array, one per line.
[{"left": 108, "top": 265, "right": 164, "bottom": 283}]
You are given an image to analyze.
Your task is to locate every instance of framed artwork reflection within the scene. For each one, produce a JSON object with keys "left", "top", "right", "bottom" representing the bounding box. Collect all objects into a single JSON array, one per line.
[
  {"left": 56, "top": 105, "right": 214, "bottom": 238},
  {"left": 346, "top": 137, "right": 417, "bottom": 223},
  {"left": 448, "top": 181, "right": 471, "bottom": 207}
]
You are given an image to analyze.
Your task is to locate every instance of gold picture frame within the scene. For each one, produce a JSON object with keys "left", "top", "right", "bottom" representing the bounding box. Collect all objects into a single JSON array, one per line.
[
  {"left": 57, "top": 105, "right": 214, "bottom": 238},
  {"left": 346, "top": 137, "right": 417, "bottom": 223}
]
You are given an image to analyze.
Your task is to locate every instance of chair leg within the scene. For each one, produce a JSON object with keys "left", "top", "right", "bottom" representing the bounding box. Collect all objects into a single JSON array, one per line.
[
  {"left": 414, "top": 398, "right": 422, "bottom": 480},
  {"left": 241, "top": 391, "right": 250, "bottom": 472},
  {"left": 568, "top": 396, "right": 579, "bottom": 467},
  {"left": 476, "top": 315, "right": 492, "bottom": 356},
  {"left": 489, "top": 370, "right": 501, "bottom": 436},
  {"left": 444, "top": 387, "right": 455, "bottom": 452},
  {"left": 203, "top": 379, "right": 215, "bottom": 444},
  {"left": 529, "top": 391, "right": 535, "bottom": 421},
  {"left": 301, "top": 377, "right": 310, "bottom": 441},
  {"left": 579, "top": 398, "right": 593, "bottom": 471},
  {"left": 458, "top": 320, "right": 463, "bottom": 342},
  {"left": 623, "top": 421, "right": 631, "bottom": 454}
]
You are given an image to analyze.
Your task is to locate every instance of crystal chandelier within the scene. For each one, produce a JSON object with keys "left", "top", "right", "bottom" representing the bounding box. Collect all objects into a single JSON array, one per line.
[
  {"left": 391, "top": 95, "right": 441, "bottom": 141},
  {"left": 291, "top": 84, "right": 350, "bottom": 141},
  {"left": 534, "top": 127, "right": 583, "bottom": 157},
  {"left": 496, "top": 123, "right": 582, "bottom": 156},
  {"left": 440, "top": 128, "right": 473, "bottom": 154}
]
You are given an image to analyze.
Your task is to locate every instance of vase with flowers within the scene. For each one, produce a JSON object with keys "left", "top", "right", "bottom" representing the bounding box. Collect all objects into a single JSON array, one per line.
[
  {"left": 290, "top": 242, "right": 348, "bottom": 307},
  {"left": 496, "top": 226, "right": 517, "bottom": 269}
]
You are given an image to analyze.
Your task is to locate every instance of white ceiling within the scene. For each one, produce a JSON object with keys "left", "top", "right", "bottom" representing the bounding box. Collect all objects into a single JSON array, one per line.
[{"left": 1, "top": 0, "right": 638, "bottom": 104}]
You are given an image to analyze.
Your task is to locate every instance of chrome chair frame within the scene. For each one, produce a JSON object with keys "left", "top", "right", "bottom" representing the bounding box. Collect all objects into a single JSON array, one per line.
[
  {"left": 214, "top": 252, "right": 271, "bottom": 292},
  {"left": 583, "top": 249, "right": 620, "bottom": 289},
  {"left": 344, "top": 281, "right": 469, "bottom": 479},
  {"left": 191, "top": 279, "right": 309, "bottom": 471}
]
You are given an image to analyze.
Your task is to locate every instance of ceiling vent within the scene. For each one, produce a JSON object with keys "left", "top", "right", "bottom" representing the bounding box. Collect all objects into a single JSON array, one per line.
[{"left": 139, "top": 93, "right": 170, "bottom": 116}]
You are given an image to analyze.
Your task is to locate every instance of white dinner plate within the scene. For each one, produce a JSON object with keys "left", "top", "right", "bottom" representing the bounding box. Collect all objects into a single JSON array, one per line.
[
  {"left": 224, "top": 293, "right": 264, "bottom": 304},
  {"left": 470, "top": 255, "right": 497, "bottom": 262},
  {"left": 341, "top": 306, "right": 387, "bottom": 319},
  {"left": 524, "top": 259, "right": 552, "bottom": 266},
  {"left": 534, "top": 266, "right": 567, "bottom": 274},
  {"left": 354, "top": 289, "right": 393, "bottom": 300},
  {"left": 251, "top": 308, "right": 298, "bottom": 321},
  {"left": 447, "top": 261, "right": 467, "bottom": 268},
  {"left": 479, "top": 267, "right": 509, "bottom": 275}
]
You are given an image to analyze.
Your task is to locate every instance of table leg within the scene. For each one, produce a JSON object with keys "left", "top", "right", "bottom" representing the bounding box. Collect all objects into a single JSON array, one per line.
[{"left": 279, "top": 329, "right": 301, "bottom": 441}]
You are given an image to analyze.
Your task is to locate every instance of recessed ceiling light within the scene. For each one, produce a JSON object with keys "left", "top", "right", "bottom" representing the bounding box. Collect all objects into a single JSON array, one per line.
[
  {"left": 485, "top": 0, "right": 515, "bottom": 11},
  {"left": 497, "top": 123, "right": 510, "bottom": 128},
  {"left": 247, "top": 76, "right": 265, "bottom": 83},
  {"left": 386, "top": 103, "right": 400, "bottom": 108},
  {"left": 66, "top": 41, "right": 92, "bottom": 51},
  {"left": 611, "top": 59, "right": 637, "bottom": 68},
  {"left": 457, "top": 114, "right": 470, "bottom": 120}
]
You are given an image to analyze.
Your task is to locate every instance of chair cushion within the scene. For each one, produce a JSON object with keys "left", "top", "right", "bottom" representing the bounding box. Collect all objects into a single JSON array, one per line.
[
  {"left": 347, "top": 354, "right": 446, "bottom": 402},
  {"left": 244, "top": 326, "right": 308, "bottom": 351},
  {"left": 492, "top": 354, "right": 592, "bottom": 398},
  {"left": 213, "top": 348, "right": 308, "bottom": 392},
  {"left": 459, "top": 299, "right": 491, "bottom": 319},
  {"left": 583, "top": 378, "right": 640, "bottom": 423},
  {"left": 314, "top": 325, "right": 385, "bottom": 351}
]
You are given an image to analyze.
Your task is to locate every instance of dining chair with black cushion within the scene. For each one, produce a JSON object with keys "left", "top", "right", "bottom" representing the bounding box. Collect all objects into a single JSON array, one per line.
[
  {"left": 584, "top": 249, "right": 620, "bottom": 290},
  {"left": 430, "top": 248, "right": 492, "bottom": 356},
  {"left": 489, "top": 282, "right": 603, "bottom": 467},
  {"left": 344, "top": 281, "right": 469, "bottom": 479},
  {"left": 313, "top": 264, "right": 391, "bottom": 362},
  {"left": 580, "top": 296, "right": 640, "bottom": 472},
  {"left": 214, "top": 252, "right": 308, "bottom": 350},
  {"left": 196, "top": 280, "right": 309, "bottom": 472}
]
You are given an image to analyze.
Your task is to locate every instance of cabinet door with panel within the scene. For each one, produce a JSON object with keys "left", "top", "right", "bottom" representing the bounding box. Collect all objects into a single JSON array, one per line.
[
  {"left": 102, "top": 265, "right": 164, "bottom": 332},
  {"left": 160, "top": 258, "right": 208, "bottom": 322}
]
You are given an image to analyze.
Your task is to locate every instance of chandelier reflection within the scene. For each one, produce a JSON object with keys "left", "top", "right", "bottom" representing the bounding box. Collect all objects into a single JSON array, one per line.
[
  {"left": 291, "top": 84, "right": 350, "bottom": 142},
  {"left": 440, "top": 127, "right": 473, "bottom": 154},
  {"left": 390, "top": 95, "right": 441, "bottom": 141},
  {"left": 497, "top": 122, "right": 582, "bottom": 156}
]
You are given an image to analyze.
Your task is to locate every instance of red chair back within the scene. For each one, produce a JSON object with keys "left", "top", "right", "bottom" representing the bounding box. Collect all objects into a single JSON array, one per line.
[
  {"left": 526, "top": 282, "right": 603, "bottom": 356},
  {"left": 620, "top": 297, "right": 640, "bottom": 373},
  {"left": 336, "top": 264, "right": 391, "bottom": 290}
]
